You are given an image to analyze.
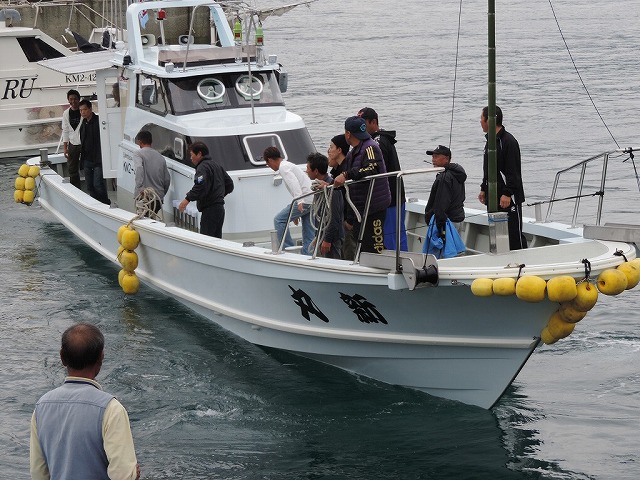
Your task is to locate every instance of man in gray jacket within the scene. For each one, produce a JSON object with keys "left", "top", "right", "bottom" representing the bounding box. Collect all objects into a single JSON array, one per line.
[{"left": 134, "top": 130, "right": 171, "bottom": 215}]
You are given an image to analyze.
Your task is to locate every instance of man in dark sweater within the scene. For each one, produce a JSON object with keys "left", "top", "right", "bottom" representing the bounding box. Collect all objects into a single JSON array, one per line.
[{"left": 79, "top": 99, "right": 110, "bottom": 204}]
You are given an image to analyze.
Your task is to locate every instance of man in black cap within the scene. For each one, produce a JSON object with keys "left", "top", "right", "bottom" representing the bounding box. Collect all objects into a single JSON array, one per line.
[
  {"left": 333, "top": 116, "right": 391, "bottom": 255},
  {"left": 357, "top": 107, "right": 407, "bottom": 251},
  {"left": 424, "top": 145, "right": 466, "bottom": 237}
]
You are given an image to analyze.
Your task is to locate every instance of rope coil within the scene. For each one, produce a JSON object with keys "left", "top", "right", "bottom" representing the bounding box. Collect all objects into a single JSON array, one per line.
[{"left": 135, "top": 187, "right": 164, "bottom": 222}]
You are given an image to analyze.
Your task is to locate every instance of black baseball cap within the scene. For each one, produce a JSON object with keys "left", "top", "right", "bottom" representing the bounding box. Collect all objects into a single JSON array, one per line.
[{"left": 426, "top": 145, "right": 451, "bottom": 158}]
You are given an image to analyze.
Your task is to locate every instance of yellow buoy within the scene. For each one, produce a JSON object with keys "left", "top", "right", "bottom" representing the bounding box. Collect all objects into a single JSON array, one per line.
[
  {"left": 121, "top": 272, "right": 140, "bottom": 294},
  {"left": 117, "top": 224, "right": 129, "bottom": 245},
  {"left": 515, "top": 275, "right": 547, "bottom": 302},
  {"left": 493, "top": 277, "right": 516, "bottom": 296},
  {"left": 23, "top": 190, "right": 35, "bottom": 204},
  {"left": 14, "top": 190, "right": 24, "bottom": 203},
  {"left": 18, "top": 164, "right": 29, "bottom": 177},
  {"left": 28, "top": 165, "right": 41, "bottom": 178},
  {"left": 617, "top": 262, "right": 640, "bottom": 290},
  {"left": 118, "top": 268, "right": 127, "bottom": 287},
  {"left": 597, "top": 268, "right": 627, "bottom": 296},
  {"left": 24, "top": 176, "right": 36, "bottom": 191},
  {"left": 118, "top": 249, "right": 138, "bottom": 272},
  {"left": 570, "top": 281, "right": 598, "bottom": 311},
  {"left": 547, "top": 311, "right": 576, "bottom": 339},
  {"left": 558, "top": 303, "right": 587, "bottom": 323},
  {"left": 546, "top": 276, "right": 577, "bottom": 303},
  {"left": 471, "top": 278, "right": 493, "bottom": 297},
  {"left": 121, "top": 228, "right": 140, "bottom": 251},
  {"left": 540, "top": 327, "right": 558, "bottom": 345},
  {"left": 15, "top": 177, "right": 26, "bottom": 190}
]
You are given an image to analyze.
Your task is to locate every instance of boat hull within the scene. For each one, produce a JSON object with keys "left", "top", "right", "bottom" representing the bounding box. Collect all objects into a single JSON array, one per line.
[{"left": 31, "top": 166, "right": 633, "bottom": 408}]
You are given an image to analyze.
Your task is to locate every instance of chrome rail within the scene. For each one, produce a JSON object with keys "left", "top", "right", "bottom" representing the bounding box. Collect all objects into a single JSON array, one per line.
[
  {"left": 542, "top": 149, "right": 638, "bottom": 227},
  {"left": 277, "top": 166, "right": 443, "bottom": 273}
]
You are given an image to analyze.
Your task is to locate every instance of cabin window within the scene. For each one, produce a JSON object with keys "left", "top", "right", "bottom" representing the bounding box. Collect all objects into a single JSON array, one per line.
[
  {"left": 104, "top": 77, "right": 121, "bottom": 108},
  {"left": 139, "top": 123, "right": 188, "bottom": 162},
  {"left": 165, "top": 72, "right": 284, "bottom": 115},
  {"left": 243, "top": 134, "right": 284, "bottom": 166},
  {"left": 17, "top": 37, "right": 65, "bottom": 62},
  {"left": 136, "top": 75, "right": 168, "bottom": 115},
  {"left": 190, "top": 128, "right": 316, "bottom": 172}
]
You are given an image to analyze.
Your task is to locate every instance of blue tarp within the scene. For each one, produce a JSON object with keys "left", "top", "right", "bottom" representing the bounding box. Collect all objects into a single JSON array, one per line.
[{"left": 422, "top": 216, "right": 465, "bottom": 258}]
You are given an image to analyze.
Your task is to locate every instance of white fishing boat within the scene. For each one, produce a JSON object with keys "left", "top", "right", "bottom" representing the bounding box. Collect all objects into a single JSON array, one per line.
[
  {"left": 0, "top": 2, "right": 117, "bottom": 158},
  {"left": 21, "top": 0, "right": 640, "bottom": 409}
]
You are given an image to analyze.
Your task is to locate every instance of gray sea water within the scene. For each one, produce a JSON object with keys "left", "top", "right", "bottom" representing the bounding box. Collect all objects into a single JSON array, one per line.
[{"left": 2, "top": 0, "right": 640, "bottom": 478}]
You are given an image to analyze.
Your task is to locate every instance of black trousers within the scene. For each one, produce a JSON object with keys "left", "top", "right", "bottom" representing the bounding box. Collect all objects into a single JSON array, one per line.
[
  {"left": 506, "top": 201, "right": 527, "bottom": 250},
  {"left": 67, "top": 143, "right": 82, "bottom": 189},
  {"left": 199, "top": 204, "right": 225, "bottom": 238}
]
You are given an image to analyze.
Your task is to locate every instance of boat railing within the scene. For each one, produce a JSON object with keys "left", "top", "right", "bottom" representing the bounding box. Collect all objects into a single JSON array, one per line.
[
  {"left": 534, "top": 148, "right": 634, "bottom": 228},
  {"left": 277, "top": 166, "right": 443, "bottom": 270}
]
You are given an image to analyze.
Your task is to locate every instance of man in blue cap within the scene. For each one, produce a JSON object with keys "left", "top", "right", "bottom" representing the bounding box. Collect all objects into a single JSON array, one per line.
[{"left": 333, "top": 116, "right": 391, "bottom": 255}]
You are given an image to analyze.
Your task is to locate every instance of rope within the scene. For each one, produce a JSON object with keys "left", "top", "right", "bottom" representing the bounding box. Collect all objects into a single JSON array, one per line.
[
  {"left": 516, "top": 264, "right": 526, "bottom": 281},
  {"left": 343, "top": 183, "right": 362, "bottom": 224},
  {"left": 448, "top": 0, "right": 464, "bottom": 148},
  {"left": 309, "top": 181, "right": 331, "bottom": 247},
  {"left": 580, "top": 258, "right": 592, "bottom": 283},
  {"left": 613, "top": 249, "right": 628, "bottom": 263},
  {"left": 527, "top": 190, "right": 603, "bottom": 207},
  {"left": 135, "top": 187, "right": 164, "bottom": 221},
  {"left": 547, "top": 0, "right": 619, "bottom": 148},
  {"left": 622, "top": 149, "right": 640, "bottom": 194}
]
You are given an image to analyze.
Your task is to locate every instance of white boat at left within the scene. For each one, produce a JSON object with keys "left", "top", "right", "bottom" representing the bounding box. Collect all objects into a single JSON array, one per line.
[
  {"left": 0, "top": 7, "right": 98, "bottom": 158},
  {"left": 16, "top": 0, "right": 640, "bottom": 409}
]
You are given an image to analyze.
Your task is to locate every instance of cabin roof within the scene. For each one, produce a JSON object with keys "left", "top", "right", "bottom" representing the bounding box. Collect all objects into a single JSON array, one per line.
[{"left": 37, "top": 49, "right": 116, "bottom": 74}]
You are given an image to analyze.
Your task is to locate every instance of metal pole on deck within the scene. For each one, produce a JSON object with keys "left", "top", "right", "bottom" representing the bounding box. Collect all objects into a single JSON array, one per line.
[
  {"left": 486, "top": 0, "right": 509, "bottom": 253},
  {"left": 487, "top": 0, "right": 497, "bottom": 214}
]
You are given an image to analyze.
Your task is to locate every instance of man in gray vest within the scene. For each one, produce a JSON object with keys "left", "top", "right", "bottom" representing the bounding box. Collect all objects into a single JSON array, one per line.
[{"left": 30, "top": 323, "right": 140, "bottom": 480}]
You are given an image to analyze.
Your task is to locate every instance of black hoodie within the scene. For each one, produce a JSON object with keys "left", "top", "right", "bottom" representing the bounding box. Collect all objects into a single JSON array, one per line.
[
  {"left": 424, "top": 163, "right": 467, "bottom": 231},
  {"left": 372, "top": 130, "right": 406, "bottom": 207}
]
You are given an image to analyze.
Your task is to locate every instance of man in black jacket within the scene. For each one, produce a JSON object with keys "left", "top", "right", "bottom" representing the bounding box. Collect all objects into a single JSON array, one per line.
[
  {"left": 424, "top": 145, "right": 466, "bottom": 236},
  {"left": 178, "top": 142, "right": 234, "bottom": 238},
  {"left": 478, "top": 105, "right": 527, "bottom": 249},
  {"left": 358, "top": 107, "right": 408, "bottom": 251},
  {"left": 79, "top": 99, "right": 110, "bottom": 205}
]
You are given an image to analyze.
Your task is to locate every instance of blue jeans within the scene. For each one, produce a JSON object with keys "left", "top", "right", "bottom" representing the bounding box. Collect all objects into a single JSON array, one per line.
[{"left": 274, "top": 203, "right": 313, "bottom": 254}]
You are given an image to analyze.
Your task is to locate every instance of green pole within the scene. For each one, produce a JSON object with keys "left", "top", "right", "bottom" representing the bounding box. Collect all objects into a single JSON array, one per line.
[{"left": 487, "top": 0, "right": 497, "bottom": 213}]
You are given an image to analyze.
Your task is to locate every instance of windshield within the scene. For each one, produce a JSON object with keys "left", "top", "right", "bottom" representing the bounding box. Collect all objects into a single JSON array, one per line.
[{"left": 165, "top": 72, "right": 284, "bottom": 115}]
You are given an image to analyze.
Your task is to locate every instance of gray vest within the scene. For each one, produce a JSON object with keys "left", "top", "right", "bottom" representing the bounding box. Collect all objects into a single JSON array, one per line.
[{"left": 34, "top": 380, "right": 114, "bottom": 480}]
